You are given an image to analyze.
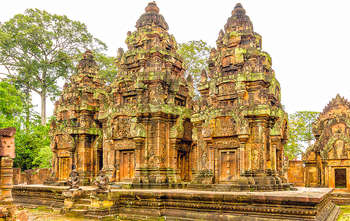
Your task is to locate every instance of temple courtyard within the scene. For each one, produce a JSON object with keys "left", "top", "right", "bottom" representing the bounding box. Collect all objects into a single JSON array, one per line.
[{"left": 1, "top": 1, "right": 350, "bottom": 221}]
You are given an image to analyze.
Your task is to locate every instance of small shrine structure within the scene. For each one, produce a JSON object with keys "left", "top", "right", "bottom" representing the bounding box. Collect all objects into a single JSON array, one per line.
[
  {"left": 50, "top": 50, "right": 106, "bottom": 184},
  {"left": 304, "top": 94, "right": 350, "bottom": 191},
  {"left": 50, "top": 2, "right": 289, "bottom": 191},
  {"left": 14, "top": 2, "right": 340, "bottom": 221},
  {"left": 99, "top": 1, "right": 193, "bottom": 185},
  {"left": 191, "top": 3, "right": 289, "bottom": 190}
]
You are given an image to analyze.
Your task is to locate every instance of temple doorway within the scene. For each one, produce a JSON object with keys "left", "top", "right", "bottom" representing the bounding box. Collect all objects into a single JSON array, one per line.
[
  {"left": 120, "top": 150, "right": 135, "bottom": 181},
  {"left": 177, "top": 150, "right": 190, "bottom": 181},
  {"left": 58, "top": 157, "right": 71, "bottom": 181},
  {"left": 97, "top": 149, "right": 103, "bottom": 171},
  {"left": 220, "top": 150, "right": 237, "bottom": 182},
  {"left": 335, "top": 168, "right": 347, "bottom": 188}
]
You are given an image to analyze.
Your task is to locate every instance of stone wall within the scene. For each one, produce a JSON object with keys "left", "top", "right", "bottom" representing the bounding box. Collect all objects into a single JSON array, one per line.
[
  {"left": 287, "top": 160, "right": 305, "bottom": 187},
  {"left": 13, "top": 168, "right": 51, "bottom": 185}
]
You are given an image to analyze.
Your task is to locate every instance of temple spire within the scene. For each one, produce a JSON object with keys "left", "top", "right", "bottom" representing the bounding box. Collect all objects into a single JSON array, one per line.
[
  {"left": 136, "top": 1, "right": 169, "bottom": 30},
  {"left": 224, "top": 2, "right": 253, "bottom": 33},
  {"left": 232, "top": 3, "right": 245, "bottom": 16},
  {"left": 145, "top": 1, "right": 159, "bottom": 14}
]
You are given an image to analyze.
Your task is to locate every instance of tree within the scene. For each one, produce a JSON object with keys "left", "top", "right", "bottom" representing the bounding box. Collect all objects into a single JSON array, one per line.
[
  {"left": 0, "top": 80, "right": 23, "bottom": 128},
  {"left": 0, "top": 8, "right": 107, "bottom": 125},
  {"left": 14, "top": 116, "right": 51, "bottom": 170},
  {"left": 285, "top": 111, "right": 319, "bottom": 160},
  {"left": 0, "top": 79, "right": 51, "bottom": 170},
  {"left": 177, "top": 40, "right": 211, "bottom": 93},
  {"left": 94, "top": 52, "right": 118, "bottom": 84}
]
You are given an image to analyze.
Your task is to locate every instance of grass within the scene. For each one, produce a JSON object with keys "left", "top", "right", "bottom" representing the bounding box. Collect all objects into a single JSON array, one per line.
[{"left": 338, "top": 205, "right": 350, "bottom": 221}]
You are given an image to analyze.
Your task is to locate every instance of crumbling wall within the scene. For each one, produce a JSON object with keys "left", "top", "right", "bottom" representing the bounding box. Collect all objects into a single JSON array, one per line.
[
  {"left": 287, "top": 160, "right": 305, "bottom": 187},
  {"left": 13, "top": 168, "right": 51, "bottom": 185}
]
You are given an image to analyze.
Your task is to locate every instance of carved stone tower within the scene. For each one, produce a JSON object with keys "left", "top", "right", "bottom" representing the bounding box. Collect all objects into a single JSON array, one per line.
[
  {"left": 50, "top": 50, "right": 105, "bottom": 184},
  {"left": 99, "top": 2, "right": 193, "bottom": 185},
  {"left": 304, "top": 95, "right": 350, "bottom": 190},
  {"left": 191, "top": 3, "right": 290, "bottom": 190}
]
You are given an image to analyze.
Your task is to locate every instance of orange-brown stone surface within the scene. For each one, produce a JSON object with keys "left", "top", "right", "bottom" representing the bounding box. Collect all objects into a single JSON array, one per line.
[
  {"left": 99, "top": 1, "right": 193, "bottom": 184},
  {"left": 288, "top": 160, "right": 305, "bottom": 187},
  {"left": 0, "top": 127, "right": 28, "bottom": 221},
  {"left": 50, "top": 50, "right": 106, "bottom": 184},
  {"left": 50, "top": 2, "right": 290, "bottom": 191},
  {"left": 304, "top": 94, "right": 350, "bottom": 191},
  {"left": 191, "top": 3, "right": 289, "bottom": 190}
]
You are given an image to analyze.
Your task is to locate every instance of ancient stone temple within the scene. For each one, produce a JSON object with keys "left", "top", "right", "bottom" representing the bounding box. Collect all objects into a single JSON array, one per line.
[
  {"left": 50, "top": 50, "right": 106, "bottom": 184},
  {"left": 18, "top": 2, "right": 341, "bottom": 220},
  {"left": 0, "top": 128, "right": 16, "bottom": 204},
  {"left": 98, "top": 1, "right": 193, "bottom": 185},
  {"left": 0, "top": 127, "right": 27, "bottom": 220},
  {"left": 304, "top": 94, "right": 350, "bottom": 190},
  {"left": 191, "top": 3, "right": 289, "bottom": 190}
]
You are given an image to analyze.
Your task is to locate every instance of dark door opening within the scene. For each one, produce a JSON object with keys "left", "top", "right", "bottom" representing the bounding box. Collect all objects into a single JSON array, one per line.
[
  {"left": 97, "top": 149, "right": 103, "bottom": 171},
  {"left": 335, "top": 168, "right": 347, "bottom": 188}
]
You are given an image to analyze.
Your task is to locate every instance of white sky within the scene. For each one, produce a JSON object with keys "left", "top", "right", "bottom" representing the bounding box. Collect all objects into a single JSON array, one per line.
[{"left": 1, "top": 0, "right": 350, "bottom": 117}]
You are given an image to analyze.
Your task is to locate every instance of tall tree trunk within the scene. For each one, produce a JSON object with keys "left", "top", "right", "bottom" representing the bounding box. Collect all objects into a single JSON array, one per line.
[
  {"left": 40, "top": 90, "right": 46, "bottom": 125},
  {"left": 24, "top": 87, "right": 30, "bottom": 131}
]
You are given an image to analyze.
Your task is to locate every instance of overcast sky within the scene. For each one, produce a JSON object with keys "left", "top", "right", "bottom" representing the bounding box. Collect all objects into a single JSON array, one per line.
[{"left": 1, "top": 0, "right": 350, "bottom": 117}]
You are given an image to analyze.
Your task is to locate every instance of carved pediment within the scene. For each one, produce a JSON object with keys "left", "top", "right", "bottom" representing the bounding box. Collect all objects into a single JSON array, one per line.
[{"left": 112, "top": 117, "right": 131, "bottom": 139}]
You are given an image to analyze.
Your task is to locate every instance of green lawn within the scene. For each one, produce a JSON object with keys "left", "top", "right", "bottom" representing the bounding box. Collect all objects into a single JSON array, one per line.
[{"left": 338, "top": 206, "right": 350, "bottom": 221}]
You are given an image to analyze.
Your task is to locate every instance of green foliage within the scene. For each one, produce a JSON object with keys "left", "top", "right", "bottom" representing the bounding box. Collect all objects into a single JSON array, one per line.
[
  {"left": 94, "top": 52, "right": 118, "bottom": 84},
  {"left": 14, "top": 116, "right": 51, "bottom": 170},
  {"left": 0, "top": 79, "right": 51, "bottom": 170},
  {"left": 0, "top": 8, "right": 107, "bottom": 124},
  {"left": 0, "top": 80, "right": 23, "bottom": 128},
  {"left": 177, "top": 40, "right": 211, "bottom": 91},
  {"left": 285, "top": 111, "right": 319, "bottom": 160}
]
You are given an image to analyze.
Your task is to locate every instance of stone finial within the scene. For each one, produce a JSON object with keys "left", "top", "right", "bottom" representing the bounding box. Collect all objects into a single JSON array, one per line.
[
  {"left": 77, "top": 50, "right": 98, "bottom": 73},
  {"left": 186, "top": 74, "right": 193, "bottom": 84},
  {"left": 145, "top": 1, "right": 159, "bottom": 14},
  {"left": 117, "top": 48, "right": 124, "bottom": 57},
  {"left": 218, "top": 29, "right": 224, "bottom": 41},
  {"left": 232, "top": 3, "right": 246, "bottom": 16},
  {"left": 136, "top": 1, "right": 169, "bottom": 30},
  {"left": 322, "top": 94, "right": 350, "bottom": 114},
  {"left": 0, "top": 127, "right": 16, "bottom": 159},
  {"left": 0, "top": 127, "right": 16, "bottom": 137},
  {"left": 200, "top": 69, "right": 207, "bottom": 83},
  {"left": 82, "top": 50, "right": 93, "bottom": 60},
  {"left": 224, "top": 2, "right": 253, "bottom": 33}
]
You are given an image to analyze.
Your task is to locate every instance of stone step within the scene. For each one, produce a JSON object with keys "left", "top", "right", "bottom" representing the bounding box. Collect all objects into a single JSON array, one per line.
[
  {"left": 72, "top": 204, "right": 90, "bottom": 210},
  {"left": 70, "top": 209, "right": 88, "bottom": 214},
  {"left": 326, "top": 205, "right": 340, "bottom": 221},
  {"left": 76, "top": 198, "right": 91, "bottom": 204}
]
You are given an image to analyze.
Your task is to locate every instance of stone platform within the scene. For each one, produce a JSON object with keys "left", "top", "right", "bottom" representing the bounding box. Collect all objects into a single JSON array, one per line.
[{"left": 13, "top": 185, "right": 339, "bottom": 220}]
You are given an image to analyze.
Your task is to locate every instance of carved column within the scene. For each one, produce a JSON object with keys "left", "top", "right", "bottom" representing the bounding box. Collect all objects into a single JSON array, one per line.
[
  {"left": 0, "top": 157, "right": 14, "bottom": 203},
  {"left": 76, "top": 134, "right": 89, "bottom": 184},
  {"left": 270, "top": 136, "right": 280, "bottom": 172},
  {"left": 170, "top": 138, "right": 180, "bottom": 183},
  {"left": 133, "top": 137, "right": 144, "bottom": 183},
  {"left": 249, "top": 117, "right": 269, "bottom": 173},
  {"left": 238, "top": 135, "right": 248, "bottom": 175},
  {"left": 0, "top": 127, "right": 16, "bottom": 205},
  {"left": 103, "top": 139, "right": 114, "bottom": 181}
]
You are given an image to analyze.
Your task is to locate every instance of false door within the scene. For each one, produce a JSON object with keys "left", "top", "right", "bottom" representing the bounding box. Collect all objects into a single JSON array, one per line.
[
  {"left": 120, "top": 150, "right": 135, "bottom": 181},
  {"left": 58, "top": 157, "right": 71, "bottom": 181},
  {"left": 177, "top": 150, "right": 190, "bottom": 181},
  {"left": 220, "top": 150, "right": 237, "bottom": 182}
]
